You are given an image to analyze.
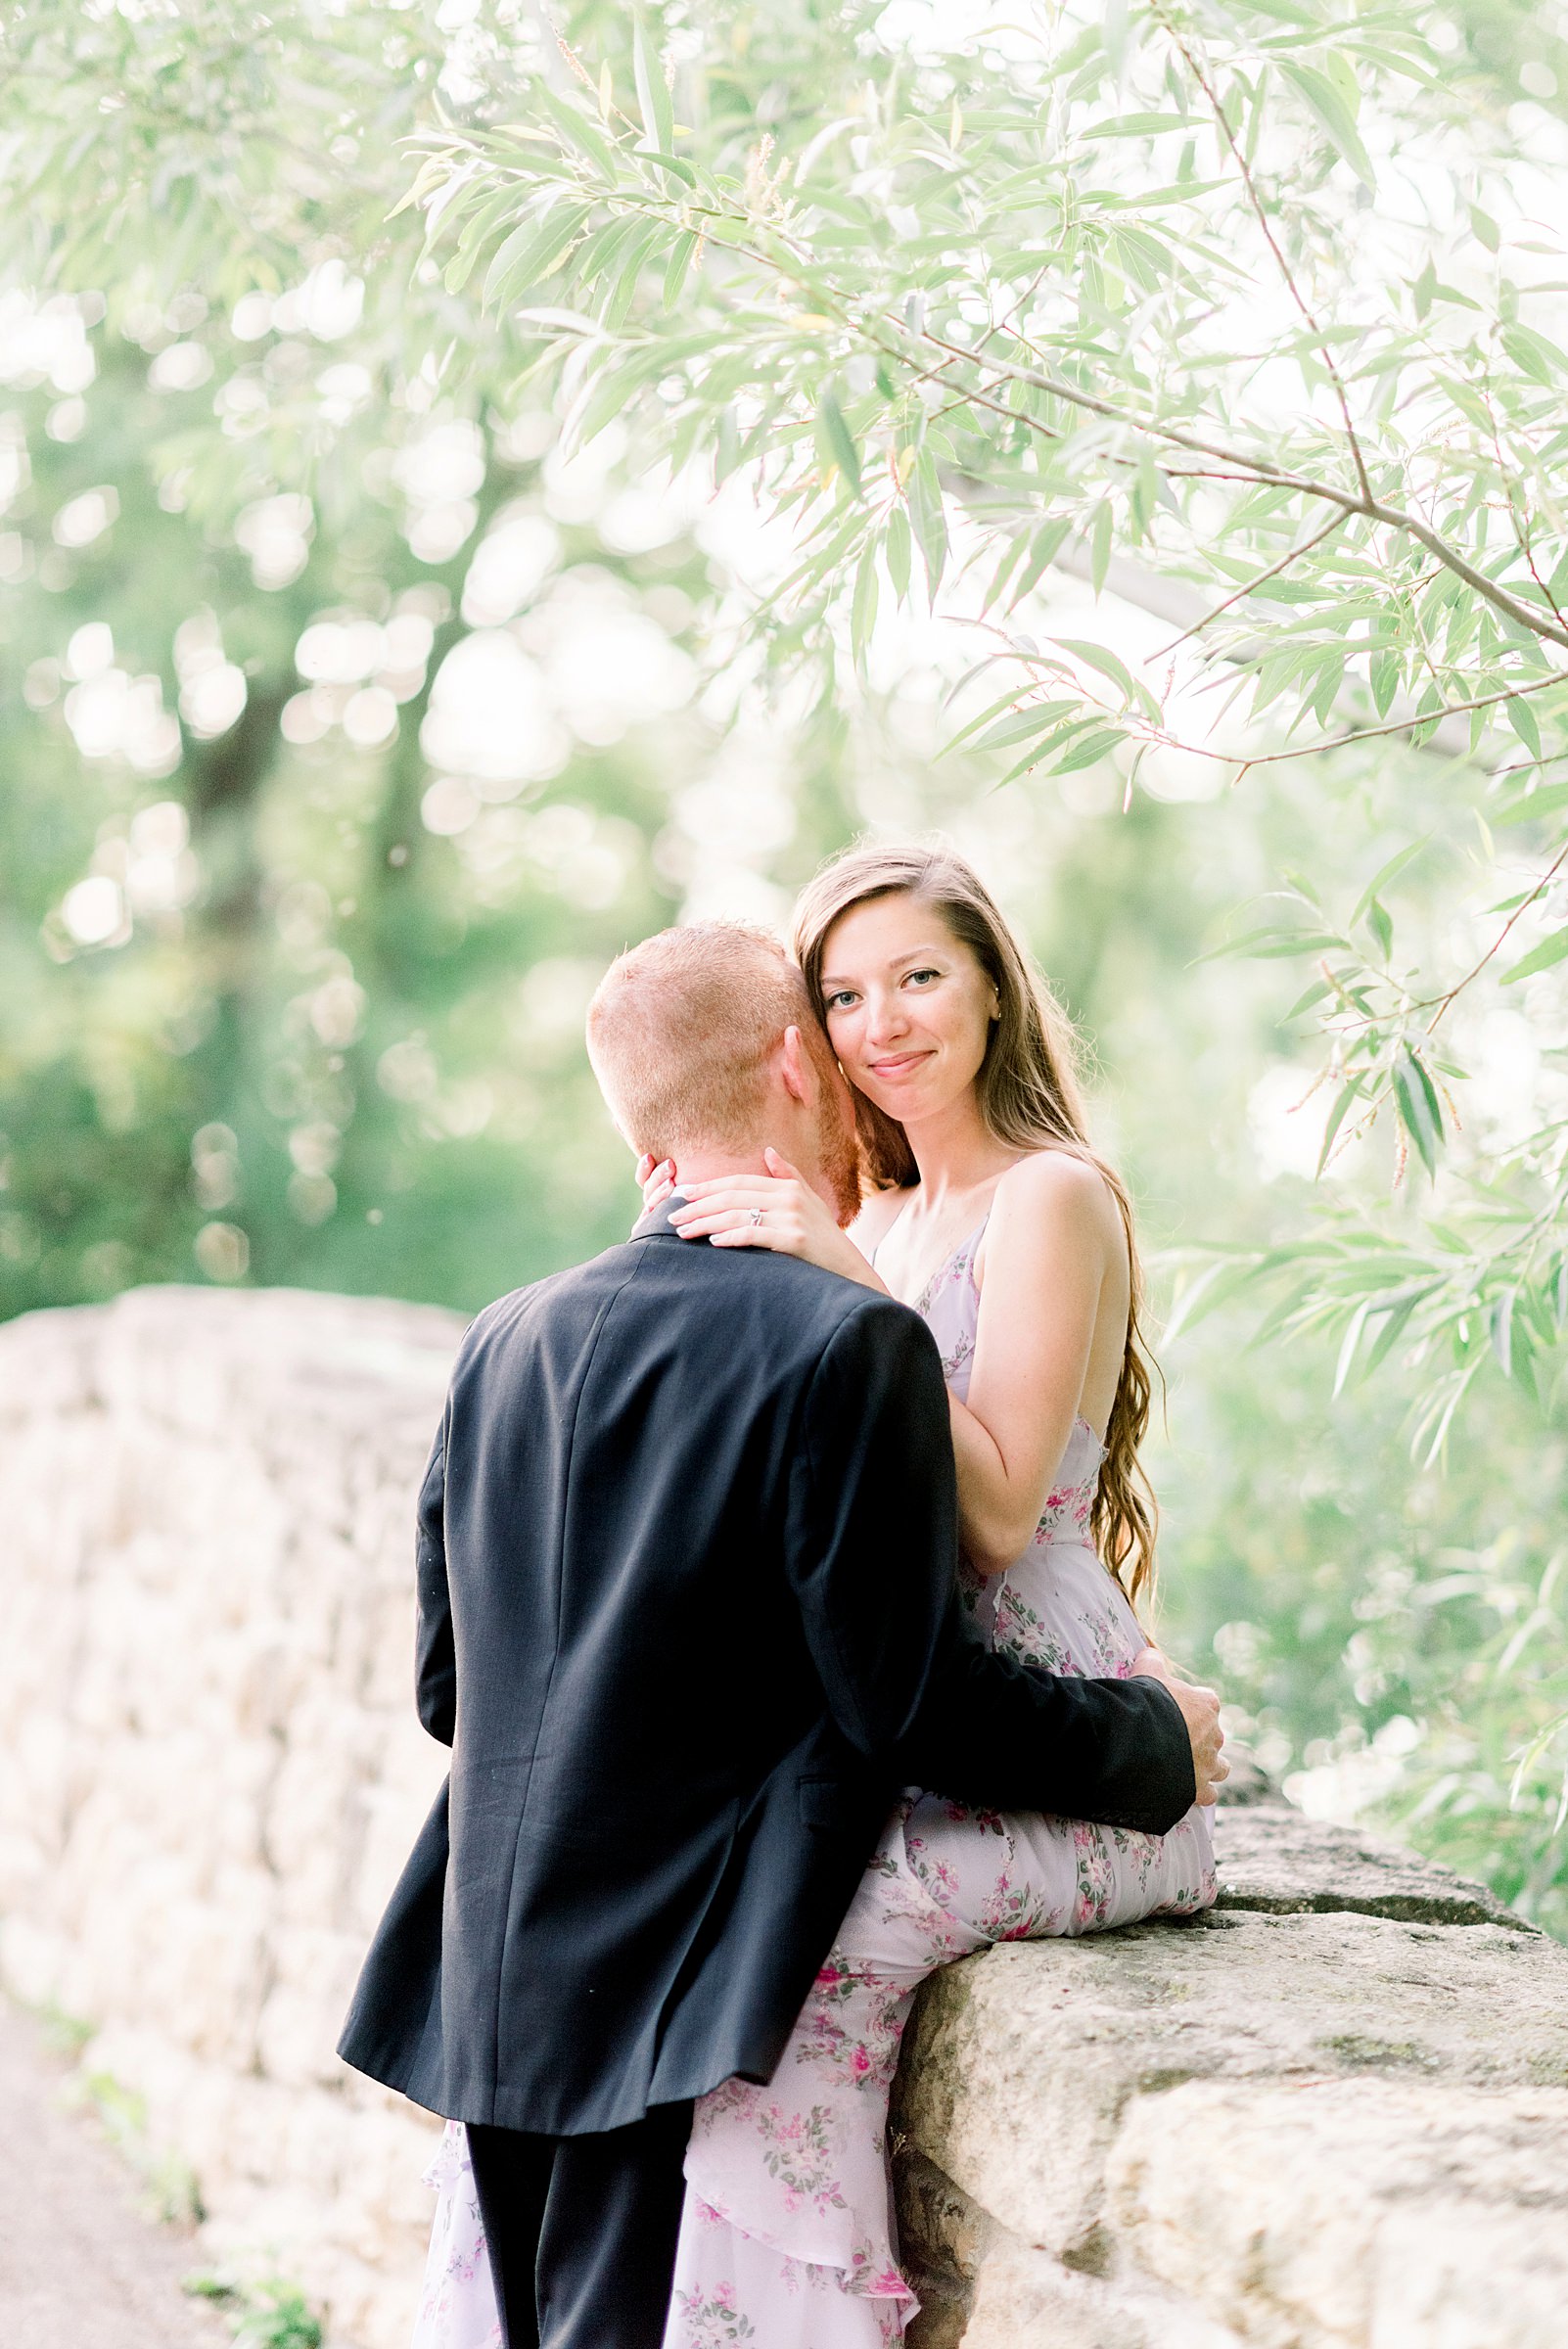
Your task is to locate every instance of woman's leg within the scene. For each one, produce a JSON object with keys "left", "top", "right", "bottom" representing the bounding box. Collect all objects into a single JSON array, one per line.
[
  {"left": 665, "top": 1791, "right": 1213, "bottom": 2347},
  {"left": 666, "top": 1802, "right": 976, "bottom": 2347},
  {"left": 903, "top": 1793, "right": 1214, "bottom": 1942}
]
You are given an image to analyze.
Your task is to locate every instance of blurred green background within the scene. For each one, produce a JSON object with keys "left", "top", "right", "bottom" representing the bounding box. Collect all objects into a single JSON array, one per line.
[{"left": 4, "top": 0, "right": 1566, "bottom": 1935}]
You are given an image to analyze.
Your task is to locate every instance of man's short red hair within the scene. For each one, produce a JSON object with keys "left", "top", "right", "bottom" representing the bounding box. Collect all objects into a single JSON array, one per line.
[{"left": 586, "top": 922, "right": 819, "bottom": 1159}]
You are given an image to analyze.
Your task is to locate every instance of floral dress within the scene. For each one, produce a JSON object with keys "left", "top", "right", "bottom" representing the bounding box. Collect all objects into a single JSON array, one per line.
[{"left": 409, "top": 1218, "right": 1215, "bottom": 2349}]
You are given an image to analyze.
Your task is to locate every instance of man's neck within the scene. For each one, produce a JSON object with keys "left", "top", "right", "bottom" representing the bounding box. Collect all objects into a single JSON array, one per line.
[{"left": 669, "top": 1147, "right": 772, "bottom": 1188}]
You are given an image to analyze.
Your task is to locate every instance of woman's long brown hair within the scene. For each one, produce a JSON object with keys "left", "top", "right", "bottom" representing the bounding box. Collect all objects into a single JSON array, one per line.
[{"left": 793, "top": 840, "right": 1160, "bottom": 1612}]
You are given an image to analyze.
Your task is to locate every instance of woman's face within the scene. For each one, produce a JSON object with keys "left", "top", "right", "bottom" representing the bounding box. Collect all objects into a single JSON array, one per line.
[{"left": 818, "top": 893, "right": 997, "bottom": 1130}]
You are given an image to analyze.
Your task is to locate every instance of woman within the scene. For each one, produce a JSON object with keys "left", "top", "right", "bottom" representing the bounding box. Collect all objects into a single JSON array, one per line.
[
  {"left": 410, "top": 840, "right": 1214, "bottom": 2349},
  {"left": 654, "top": 842, "right": 1215, "bottom": 2347}
]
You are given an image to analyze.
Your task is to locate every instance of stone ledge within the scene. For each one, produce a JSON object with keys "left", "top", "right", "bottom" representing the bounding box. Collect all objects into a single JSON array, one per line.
[
  {"left": 1214, "top": 1801, "right": 1532, "bottom": 1929},
  {"left": 894, "top": 1811, "right": 1568, "bottom": 2348}
]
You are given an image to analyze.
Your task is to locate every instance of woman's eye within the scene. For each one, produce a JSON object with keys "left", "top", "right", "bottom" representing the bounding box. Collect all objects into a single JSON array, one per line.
[
  {"left": 825, "top": 990, "right": 857, "bottom": 1012},
  {"left": 905, "top": 968, "right": 940, "bottom": 987}
]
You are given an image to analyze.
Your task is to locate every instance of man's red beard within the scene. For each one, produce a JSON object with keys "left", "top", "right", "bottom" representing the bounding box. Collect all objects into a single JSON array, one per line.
[{"left": 814, "top": 1087, "right": 866, "bottom": 1227}]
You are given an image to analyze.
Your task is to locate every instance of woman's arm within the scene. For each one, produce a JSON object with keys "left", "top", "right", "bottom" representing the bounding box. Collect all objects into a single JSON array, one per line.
[{"left": 949, "top": 1154, "right": 1120, "bottom": 1577}]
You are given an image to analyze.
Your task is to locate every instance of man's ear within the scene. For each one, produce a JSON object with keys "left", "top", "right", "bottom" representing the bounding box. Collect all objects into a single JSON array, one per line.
[{"left": 778, "top": 1024, "right": 814, "bottom": 1106}]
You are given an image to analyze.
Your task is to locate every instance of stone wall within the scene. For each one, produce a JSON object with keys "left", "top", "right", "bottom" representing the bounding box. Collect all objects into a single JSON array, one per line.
[
  {"left": 0, "top": 1286, "right": 462, "bottom": 2348},
  {"left": 2, "top": 1285, "right": 1566, "bottom": 2349},
  {"left": 895, "top": 1794, "right": 1568, "bottom": 2346}
]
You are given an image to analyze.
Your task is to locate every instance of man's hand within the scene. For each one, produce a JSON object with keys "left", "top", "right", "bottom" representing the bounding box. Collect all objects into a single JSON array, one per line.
[{"left": 1131, "top": 1648, "right": 1227, "bottom": 1808}]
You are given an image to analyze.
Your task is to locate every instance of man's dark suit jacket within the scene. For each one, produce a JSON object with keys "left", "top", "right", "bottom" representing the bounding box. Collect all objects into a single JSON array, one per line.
[{"left": 337, "top": 1202, "right": 1195, "bottom": 2137}]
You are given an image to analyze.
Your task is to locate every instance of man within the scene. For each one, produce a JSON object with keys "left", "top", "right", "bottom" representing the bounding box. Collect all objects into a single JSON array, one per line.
[{"left": 338, "top": 922, "right": 1222, "bottom": 2349}]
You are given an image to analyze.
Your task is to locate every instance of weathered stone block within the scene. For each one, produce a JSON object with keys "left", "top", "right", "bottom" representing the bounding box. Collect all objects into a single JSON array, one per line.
[
  {"left": 897, "top": 1805, "right": 1568, "bottom": 2346},
  {"left": 1214, "top": 1801, "right": 1531, "bottom": 1928},
  {"left": 1109, "top": 2078, "right": 1568, "bottom": 2349}
]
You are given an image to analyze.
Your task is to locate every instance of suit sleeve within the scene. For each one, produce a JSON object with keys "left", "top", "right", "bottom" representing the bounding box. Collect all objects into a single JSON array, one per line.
[
  {"left": 414, "top": 1419, "right": 455, "bottom": 1746},
  {"left": 786, "top": 1298, "right": 1196, "bottom": 1836}
]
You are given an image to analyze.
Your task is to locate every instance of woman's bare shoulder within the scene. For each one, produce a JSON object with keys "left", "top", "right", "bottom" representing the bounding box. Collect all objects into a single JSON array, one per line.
[
  {"left": 990, "top": 1150, "right": 1122, "bottom": 1247},
  {"left": 991, "top": 1146, "right": 1112, "bottom": 1221}
]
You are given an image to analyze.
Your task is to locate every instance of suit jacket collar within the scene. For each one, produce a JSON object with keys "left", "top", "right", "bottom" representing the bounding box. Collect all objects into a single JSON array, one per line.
[{"left": 629, "top": 1195, "right": 687, "bottom": 1243}]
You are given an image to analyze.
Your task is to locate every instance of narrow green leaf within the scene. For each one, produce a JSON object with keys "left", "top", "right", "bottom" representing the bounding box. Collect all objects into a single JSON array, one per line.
[
  {"left": 1363, "top": 1292, "right": 1422, "bottom": 1375},
  {"left": 908, "top": 452, "right": 948, "bottom": 596},
  {"left": 1494, "top": 782, "right": 1568, "bottom": 830},
  {"left": 885, "top": 506, "right": 912, "bottom": 600},
  {"left": 1052, "top": 725, "right": 1125, "bottom": 774},
  {"left": 1080, "top": 112, "right": 1195, "bottom": 138},
  {"left": 530, "top": 80, "right": 620, "bottom": 178},
  {"left": 1392, "top": 1047, "right": 1443, "bottom": 1175},
  {"left": 635, "top": 149, "right": 697, "bottom": 187},
  {"left": 599, "top": 219, "right": 663, "bottom": 331},
  {"left": 483, "top": 203, "right": 589, "bottom": 309},
  {"left": 1089, "top": 500, "right": 1113, "bottom": 594},
  {"left": 1506, "top": 696, "right": 1544, "bottom": 758},
  {"left": 1051, "top": 637, "right": 1133, "bottom": 699},
  {"left": 851, "top": 541, "right": 879, "bottom": 666},
  {"left": 1316, "top": 1076, "right": 1363, "bottom": 1174},
  {"left": 1365, "top": 899, "right": 1394, "bottom": 960},
  {"left": 1196, "top": 923, "right": 1341, "bottom": 965},
  {"left": 1502, "top": 928, "right": 1568, "bottom": 983},
  {"left": 1352, "top": 839, "right": 1427, "bottom": 927},
  {"left": 1012, "top": 517, "right": 1072, "bottom": 605},
  {"left": 1332, "top": 1301, "right": 1371, "bottom": 1399},
  {"left": 1500, "top": 326, "right": 1564, "bottom": 387},
  {"left": 1278, "top": 60, "right": 1376, "bottom": 189},
  {"left": 1370, "top": 647, "right": 1400, "bottom": 715},
  {"left": 945, "top": 691, "right": 1076, "bottom": 759},
  {"left": 996, "top": 716, "right": 1101, "bottom": 786},
  {"left": 982, "top": 533, "right": 1032, "bottom": 617},
  {"left": 1051, "top": 635, "right": 1161, "bottom": 721},
  {"left": 662, "top": 227, "right": 698, "bottom": 312},
  {"left": 633, "top": 16, "right": 674, "bottom": 158},
  {"left": 817, "top": 389, "right": 863, "bottom": 497},
  {"left": 1162, "top": 1258, "right": 1265, "bottom": 1346},
  {"left": 971, "top": 701, "right": 1084, "bottom": 757},
  {"left": 441, "top": 184, "right": 523, "bottom": 295},
  {"left": 1283, "top": 978, "right": 1332, "bottom": 1021}
]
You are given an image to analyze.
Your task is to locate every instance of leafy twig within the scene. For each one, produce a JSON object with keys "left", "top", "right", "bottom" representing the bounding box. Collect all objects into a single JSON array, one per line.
[
  {"left": 1420, "top": 834, "right": 1568, "bottom": 1031},
  {"left": 1155, "top": 5, "right": 1376, "bottom": 511},
  {"left": 1150, "top": 512, "right": 1349, "bottom": 657}
]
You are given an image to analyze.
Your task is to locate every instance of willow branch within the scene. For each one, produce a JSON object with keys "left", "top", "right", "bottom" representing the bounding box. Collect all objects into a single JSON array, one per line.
[
  {"left": 1420, "top": 835, "right": 1568, "bottom": 1031},
  {"left": 1163, "top": 666, "right": 1568, "bottom": 770},
  {"left": 906, "top": 325, "right": 1568, "bottom": 653},
  {"left": 435, "top": 146, "right": 1568, "bottom": 660},
  {"left": 1151, "top": 512, "right": 1348, "bottom": 657},
  {"left": 1154, "top": 5, "right": 1374, "bottom": 510}
]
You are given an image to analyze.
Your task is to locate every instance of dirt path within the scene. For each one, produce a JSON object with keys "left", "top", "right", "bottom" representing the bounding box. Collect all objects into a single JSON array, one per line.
[{"left": 0, "top": 1998, "right": 230, "bottom": 2349}]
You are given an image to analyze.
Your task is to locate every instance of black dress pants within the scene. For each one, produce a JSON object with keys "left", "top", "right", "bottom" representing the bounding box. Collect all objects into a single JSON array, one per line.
[{"left": 466, "top": 2101, "right": 694, "bottom": 2349}]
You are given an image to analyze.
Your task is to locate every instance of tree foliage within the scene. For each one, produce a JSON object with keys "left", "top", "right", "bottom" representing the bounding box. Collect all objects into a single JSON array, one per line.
[
  {"left": 0, "top": 0, "right": 730, "bottom": 1307},
  {"left": 410, "top": 0, "right": 1568, "bottom": 1451}
]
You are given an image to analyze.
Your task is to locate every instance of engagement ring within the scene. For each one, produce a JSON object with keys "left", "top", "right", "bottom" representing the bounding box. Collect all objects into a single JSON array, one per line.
[{"left": 751, "top": 1208, "right": 764, "bottom": 1225}]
